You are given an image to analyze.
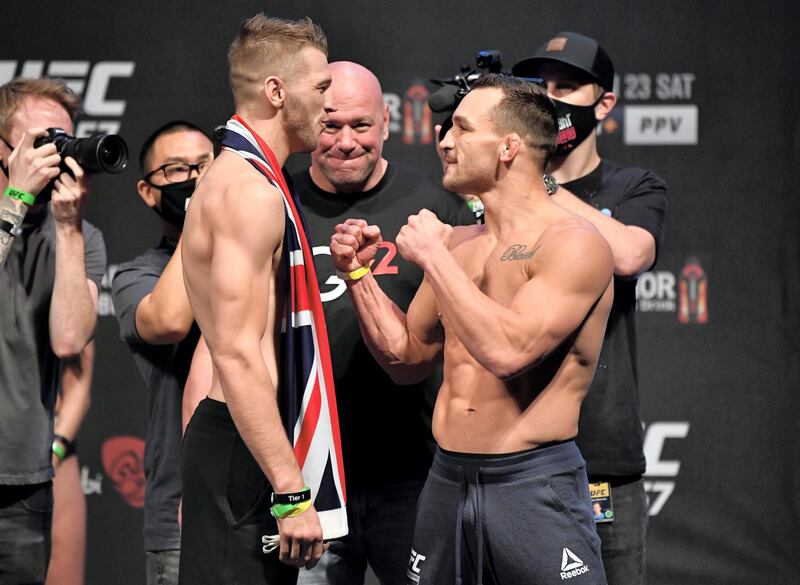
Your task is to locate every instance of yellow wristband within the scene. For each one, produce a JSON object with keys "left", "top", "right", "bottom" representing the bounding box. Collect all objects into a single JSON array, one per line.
[{"left": 336, "top": 266, "right": 371, "bottom": 281}]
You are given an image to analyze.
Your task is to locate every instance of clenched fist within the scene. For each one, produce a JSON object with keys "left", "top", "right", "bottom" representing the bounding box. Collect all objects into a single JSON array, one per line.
[
  {"left": 396, "top": 209, "right": 452, "bottom": 268},
  {"left": 330, "top": 219, "right": 382, "bottom": 274}
]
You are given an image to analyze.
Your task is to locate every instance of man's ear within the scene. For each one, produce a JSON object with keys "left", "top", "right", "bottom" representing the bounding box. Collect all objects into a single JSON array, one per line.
[
  {"left": 499, "top": 134, "right": 522, "bottom": 163},
  {"left": 137, "top": 179, "right": 158, "bottom": 209},
  {"left": 382, "top": 103, "right": 390, "bottom": 141},
  {"left": 264, "top": 76, "right": 286, "bottom": 109},
  {"left": 595, "top": 91, "right": 617, "bottom": 121}
]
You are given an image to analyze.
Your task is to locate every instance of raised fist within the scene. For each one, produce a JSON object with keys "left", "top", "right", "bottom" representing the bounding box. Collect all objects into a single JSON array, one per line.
[
  {"left": 330, "top": 219, "right": 382, "bottom": 274},
  {"left": 396, "top": 209, "right": 452, "bottom": 268}
]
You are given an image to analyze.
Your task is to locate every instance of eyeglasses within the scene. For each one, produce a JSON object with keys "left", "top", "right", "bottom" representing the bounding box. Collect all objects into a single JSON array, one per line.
[{"left": 143, "top": 161, "right": 209, "bottom": 185}]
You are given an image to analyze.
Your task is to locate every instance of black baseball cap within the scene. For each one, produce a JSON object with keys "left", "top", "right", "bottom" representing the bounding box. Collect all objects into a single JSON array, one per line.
[{"left": 512, "top": 32, "right": 615, "bottom": 92}]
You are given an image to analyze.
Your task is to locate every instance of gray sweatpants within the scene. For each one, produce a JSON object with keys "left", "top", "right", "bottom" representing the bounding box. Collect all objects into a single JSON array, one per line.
[{"left": 405, "top": 441, "right": 607, "bottom": 585}]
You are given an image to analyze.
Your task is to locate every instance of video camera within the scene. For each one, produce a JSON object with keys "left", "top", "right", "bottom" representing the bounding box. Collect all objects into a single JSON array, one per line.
[
  {"left": 428, "top": 50, "right": 504, "bottom": 114},
  {"left": 428, "top": 50, "right": 543, "bottom": 140}
]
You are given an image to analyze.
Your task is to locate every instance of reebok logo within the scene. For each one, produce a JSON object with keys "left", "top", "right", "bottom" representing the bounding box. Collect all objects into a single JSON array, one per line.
[{"left": 560, "top": 548, "right": 590, "bottom": 580}]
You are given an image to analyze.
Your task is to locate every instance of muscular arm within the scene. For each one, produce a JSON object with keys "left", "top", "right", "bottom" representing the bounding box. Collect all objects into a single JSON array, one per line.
[
  {"left": 552, "top": 187, "right": 656, "bottom": 277},
  {"left": 135, "top": 239, "right": 194, "bottom": 344},
  {"left": 331, "top": 219, "right": 443, "bottom": 384},
  {"left": 421, "top": 226, "right": 614, "bottom": 379},
  {"left": 200, "top": 183, "right": 303, "bottom": 494},
  {"left": 346, "top": 273, "right": 443, "bottom": 384}
]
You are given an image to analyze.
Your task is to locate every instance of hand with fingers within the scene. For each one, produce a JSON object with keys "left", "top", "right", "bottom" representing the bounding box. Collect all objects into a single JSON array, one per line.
[
  {"left": 396, "top": 209, "right": 453, "bottom": 269},
  {"left": 50, "top": 156, "right": 89, "bottom": 229},
  {"left": 330, "top": 218, "right": 383, "bottom": 277},
  {"left": 276, "top": 505, "right": 328, "bottom": 570},
  {"left": 6, "top": 128, "right": 62, "bottom": 200}
]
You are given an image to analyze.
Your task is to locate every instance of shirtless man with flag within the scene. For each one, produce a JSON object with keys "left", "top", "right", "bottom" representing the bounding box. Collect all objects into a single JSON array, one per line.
[{"left": 179, "top": 14, "right": 346, "bottom": 585}]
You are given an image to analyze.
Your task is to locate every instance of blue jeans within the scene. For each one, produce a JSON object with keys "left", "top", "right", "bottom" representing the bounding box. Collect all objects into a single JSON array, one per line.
[
  {"left": 0, "top": 482, "right": 53, "bottom": 585},
  {"left": 146, "top": 550, "right": 180, "bottom": 585},
  {"left": 594, "top": 478, "right": 648, "bottom": 585},
  {"left": 297, "top": 479, "right": 425, "bottom": 585}
]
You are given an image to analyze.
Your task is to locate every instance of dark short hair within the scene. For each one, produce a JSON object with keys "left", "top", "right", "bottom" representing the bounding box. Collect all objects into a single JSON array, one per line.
[
  {"left": 138, "top": 120, "right": 209, "bottom": 173},
  {"left": 470, "top": 74, "right": 557, "bottom": 168}
]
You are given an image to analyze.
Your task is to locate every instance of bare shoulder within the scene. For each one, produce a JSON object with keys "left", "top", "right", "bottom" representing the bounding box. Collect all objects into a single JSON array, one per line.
[
  {"left": 198, "top": 153, "right": 286, "bottom": 247},
  {"left": 535, "top": 216, "right": 613, "bottom": 279}
]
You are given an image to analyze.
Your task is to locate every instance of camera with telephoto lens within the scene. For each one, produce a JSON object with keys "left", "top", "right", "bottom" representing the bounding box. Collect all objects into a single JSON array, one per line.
[{"left": 33, "top": 128, "right": 128, "bottom": 174}]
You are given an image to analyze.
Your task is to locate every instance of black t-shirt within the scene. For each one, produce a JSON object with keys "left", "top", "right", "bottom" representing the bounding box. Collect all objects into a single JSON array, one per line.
[
  {"left": 563, "top": 160, "right": 668, "bottom": 477},
  {"left": 293, "top": 163, "right": 474, "bottom": 490},
  {"left": 0, "top": 206, "right": 106, "bottom": 485},
  {"left": 111, "top": 237, "right": 200, "bottom": 552}
]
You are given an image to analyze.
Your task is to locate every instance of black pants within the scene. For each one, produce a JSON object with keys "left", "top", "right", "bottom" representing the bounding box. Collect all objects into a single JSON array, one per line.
[
  {"left": 0, "top": 482, "right": 53, "bottom": 585},
  {"left": 407, "top": 441, "right": 607, "bottom": 585},
  {"left": 593, "top": 478, "right": 648, "bottom": 585},
  {"left": 179, "top": 398, "right": 297, "bottom": 585}
]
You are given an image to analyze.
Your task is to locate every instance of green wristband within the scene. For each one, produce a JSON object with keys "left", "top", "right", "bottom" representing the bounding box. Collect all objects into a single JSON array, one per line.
[
  {"left": 270, "top": 500, "right": 312, "bottom": 519},
  {"left": 52, "top": 439, "right": 67, "bottom": 461},
  {"left": 4, "top": 186, "right": 36, "bottom": 206}
]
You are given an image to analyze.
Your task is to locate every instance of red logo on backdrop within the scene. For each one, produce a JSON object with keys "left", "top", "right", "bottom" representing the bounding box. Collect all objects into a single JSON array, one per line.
[
  {"left": 678, "top": 258, "right": 708, "bottom": 324},
  {"left": 403, "top": 83, "right": 433, "bottom": 145},
  {"left": 101, "top": 435, "right": 146, "bottom": 508}
]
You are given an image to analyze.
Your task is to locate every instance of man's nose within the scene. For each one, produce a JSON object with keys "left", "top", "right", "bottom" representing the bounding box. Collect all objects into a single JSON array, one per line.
[
  {"left": 323, "top": 94, "right": 336, "bottom": 115},
  {"left": 439, "top": 127, "right": 454, "bottom": 151},
  {"left": 337, "top": 127, "right": 356, "bottom": 152}
]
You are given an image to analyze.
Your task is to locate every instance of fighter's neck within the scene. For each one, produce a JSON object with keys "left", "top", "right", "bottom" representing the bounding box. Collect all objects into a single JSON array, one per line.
[
  {"left": 480, "top": 178, "right": 553, "bottom": 239},
  {"left": 235, "top": 113, "right": 291, "bottom": 168},
  {"left": 547, "top": 135, "right": 602, "bottom": 184}
]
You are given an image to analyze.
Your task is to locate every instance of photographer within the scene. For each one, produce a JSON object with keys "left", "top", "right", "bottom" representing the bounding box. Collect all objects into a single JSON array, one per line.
[
  {"left": 111, "top": 120, "right": 212, "bottom": 585},
  {"left": 512, "top": 32, "right": 668, "bottom": 585},
  {"left": 0, "top": 78, "right": 106, "bottom": 583}
]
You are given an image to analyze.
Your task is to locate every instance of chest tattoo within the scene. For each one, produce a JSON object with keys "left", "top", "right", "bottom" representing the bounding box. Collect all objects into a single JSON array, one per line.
[{"left": 500, "top": 244, "right": 541, "bottom": 262}]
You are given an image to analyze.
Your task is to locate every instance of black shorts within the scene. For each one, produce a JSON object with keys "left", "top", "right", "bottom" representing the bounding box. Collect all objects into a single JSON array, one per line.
[
  {"left": 406, "top": 441, "right": 607, "bottom": 585},
  {"left": 179, "top": 398, "right": 298, "bottom": 585}
]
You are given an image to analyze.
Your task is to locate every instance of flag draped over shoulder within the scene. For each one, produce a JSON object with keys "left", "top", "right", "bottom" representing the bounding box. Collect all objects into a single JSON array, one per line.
[{"left": 221, "top": 115, "right": 347, "bottom": 539}]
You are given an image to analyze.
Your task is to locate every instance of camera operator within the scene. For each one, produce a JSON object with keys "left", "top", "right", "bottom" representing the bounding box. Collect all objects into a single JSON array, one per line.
[
  {"left": 512, "top": 32, "right": 668, "bottom": 585},
  {"left": 0, "top": 78, "right": 106, "bottom": 583},
  {"left": 111, "top": 120, "right": 213, "bottom": 585}
]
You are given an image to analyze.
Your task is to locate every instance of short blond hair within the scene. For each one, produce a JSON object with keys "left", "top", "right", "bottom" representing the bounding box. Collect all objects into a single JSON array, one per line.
[
  {"left": 228, "top": 14, "right": 328, "bottom": 109},
  {"left": 0, "top": 78, "right": 82, "bottom": 138}
]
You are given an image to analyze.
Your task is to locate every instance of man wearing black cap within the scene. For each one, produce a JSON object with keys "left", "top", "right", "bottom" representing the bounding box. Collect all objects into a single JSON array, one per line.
[{"left": 513, "top": 32, "right": 668, "bottom": 585}]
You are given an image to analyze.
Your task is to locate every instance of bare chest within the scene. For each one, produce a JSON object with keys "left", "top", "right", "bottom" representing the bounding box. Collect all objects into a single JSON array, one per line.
[{"left": 454, "top": 240, "right": 541, "bottom": 306}]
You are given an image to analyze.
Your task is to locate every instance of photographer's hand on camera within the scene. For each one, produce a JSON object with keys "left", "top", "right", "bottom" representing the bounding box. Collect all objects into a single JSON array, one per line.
[
  {"left": 7, "top": 128, "right": 61, "bottom": 201},
  {"left": 50, "top": 156, "right": 89, "bottom": 229}
]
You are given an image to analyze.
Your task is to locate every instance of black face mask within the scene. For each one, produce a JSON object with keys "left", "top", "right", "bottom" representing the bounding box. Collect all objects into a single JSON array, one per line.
[
  {"left": 552, "top": 95, "right": 604, "bottom": 155},
  {"left": 154, "top": 178, "right": 196, "bottom": 229}
]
